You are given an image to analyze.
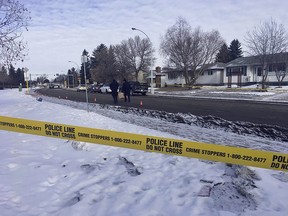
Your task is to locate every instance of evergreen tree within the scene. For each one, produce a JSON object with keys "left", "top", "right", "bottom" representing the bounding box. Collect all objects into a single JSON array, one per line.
[
  {"left": 90, "top": 44, "right": 119, "bottom": 83},
  {"left": 16, "top": 68, "right": 25, "bottom": 85},
  {"left": 106, "top": 45, "right": 118, "bottom": 80},
  {"left": 8, "top": 64, "right": 17, "bottom": 85},
  {"left": 90, "top": 44, "right": 108, "bottom": 69},
  {"left": 215, "top": 43, "right": 230, "bottom": 63},
  {"left": 228, "top": 39, "right": 243, "bottom": 60}
]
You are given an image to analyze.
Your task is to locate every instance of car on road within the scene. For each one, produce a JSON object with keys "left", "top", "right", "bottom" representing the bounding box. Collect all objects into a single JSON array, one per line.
[
  {"left": 100, "top": 83, "right": 112, "bottom": 93},
  {"left": 49, "top": 83, "right": 61, "bottom": 89},
  {"left": 129, "top": 81, "right": 148, "bottom": 95},
  {"left": 88, "top": 84, "right": 102, "bottom": 93},
  {"left": 76, "top": 84, "right": 87, "bottom": 92}
]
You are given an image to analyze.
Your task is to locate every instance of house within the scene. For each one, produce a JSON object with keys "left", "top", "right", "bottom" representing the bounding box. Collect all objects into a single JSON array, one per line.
[
  {"left": 160, "top": 52, "right": 288, "bottom": 86},
  {"left": 160, "top": 62, "right": 226, "bottom": 86},
  {"left": 225, "top": 52, "right": 288, "bottom": 85},
  {"left": 133, "top": 70, "right": 147, "bottom": 83},
  {"left": 160, "top": 67, "right": 184, "bottom": 86},
  {"left": 196, "top": 63, "right": 225, "bottom": 85}
]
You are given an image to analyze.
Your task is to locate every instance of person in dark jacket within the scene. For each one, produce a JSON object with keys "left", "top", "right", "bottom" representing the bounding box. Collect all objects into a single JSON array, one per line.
[
  {"left": 110, "top": 79, "right": 119, "bottom": 104},
  {"left": 122, "top": 79, "right": 131, "bottom": 102}
]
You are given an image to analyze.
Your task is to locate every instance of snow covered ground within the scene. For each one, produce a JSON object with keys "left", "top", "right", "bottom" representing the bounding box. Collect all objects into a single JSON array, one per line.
[
  {"left": 0, "top": 88, "right": 288, "bottom": 216},
  {"left": 154, "top": 84, "right": 288, "bottom": 103}
]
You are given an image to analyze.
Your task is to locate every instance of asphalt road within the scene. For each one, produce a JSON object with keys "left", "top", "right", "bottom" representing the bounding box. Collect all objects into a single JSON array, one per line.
[{"left": 37, "top": 88, "right": 288, "bottom": 128}]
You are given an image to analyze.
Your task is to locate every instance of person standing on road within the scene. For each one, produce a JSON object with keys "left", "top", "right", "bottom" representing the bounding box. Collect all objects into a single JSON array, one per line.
[
  {"left": 122, "top": 79, "right": 131, "bottom": 102},
  {"left": 110, "top": 79, "right": 119, "bottom": 104}
]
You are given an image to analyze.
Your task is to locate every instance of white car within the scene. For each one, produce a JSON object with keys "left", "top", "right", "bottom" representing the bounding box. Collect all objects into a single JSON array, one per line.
[
  {"left": 100, "top": 83, "right": 112, "bottom": 93},
  {"left": 76, "top": 84, "right": 87, "bottom": 92}
]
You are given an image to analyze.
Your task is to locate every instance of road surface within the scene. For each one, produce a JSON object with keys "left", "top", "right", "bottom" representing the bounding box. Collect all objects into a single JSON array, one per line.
[{"left": 37, "top": 88, "right": 288, "bottom": 128}]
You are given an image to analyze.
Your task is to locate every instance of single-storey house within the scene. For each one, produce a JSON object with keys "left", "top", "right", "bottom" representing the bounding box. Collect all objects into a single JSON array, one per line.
[
  {"left": 159, "top": 63, "right": 226, "bottom": 86},
  {"left": 157, "top": 52, "right": 288, "bottom": 86},
  {"left": 196, "top": 62, "right": 226, "bottom": 85},
  {"left": 225, "top": 52, "right": 288, "bottom": 85}
]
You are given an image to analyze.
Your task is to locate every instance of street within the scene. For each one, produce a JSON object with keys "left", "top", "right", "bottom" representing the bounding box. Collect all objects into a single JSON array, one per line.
[{"left": 37, "top": 88, "right": 288, "bottom": 128}]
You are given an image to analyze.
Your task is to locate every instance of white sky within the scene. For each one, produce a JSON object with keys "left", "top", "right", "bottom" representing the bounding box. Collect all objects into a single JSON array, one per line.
[
  {"left": 1, "top": 89, "right": 288, "bottom": 215},
  {"left": 15, "top": 0, "right": 288, "bottom": 78}
]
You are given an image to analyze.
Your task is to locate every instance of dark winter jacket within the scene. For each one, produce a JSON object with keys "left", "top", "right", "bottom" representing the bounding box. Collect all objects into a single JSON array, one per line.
[
  {"left": 122, "top": 80, "right": 131, "bottom": 94},
  {"left": 110, "top": 80, "right": 119, "bottom": 93}
]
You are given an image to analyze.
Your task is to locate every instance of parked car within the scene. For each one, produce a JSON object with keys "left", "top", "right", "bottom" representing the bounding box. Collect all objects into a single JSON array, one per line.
[
  {"left": 100, "top": 83, "right": 112, "bottom": 93},
  {"left": 49, "top": 83, "right": 61, "bottom": 89},
  {"left": 76, "top": 84, "right": 87, "bottom": 92},
  {"left": 88, "top": 84, "right": 102, "bottom": 93},
  {"left": 129, "top": 81, "right": 148, "bottom": 95}
]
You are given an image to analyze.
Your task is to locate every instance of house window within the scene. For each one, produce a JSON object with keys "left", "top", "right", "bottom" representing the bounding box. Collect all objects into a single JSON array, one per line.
[
  {"left": 243, "top": 66, "right": 247, "bottom": 76},
  {"left": 168, "top": 72, "right": 180, "bottom": 79},
  {"left": 257, "top": 67, "right": 262, "bottom": 76},
  {"left": 226, "top": 67, "right": 247, "bottom": 76},
  {"left": 269, "top": 63, "right": 286, "bottom": 72},
  {"left": 208, "top": 70, "right": 213, "bottom": 75}
]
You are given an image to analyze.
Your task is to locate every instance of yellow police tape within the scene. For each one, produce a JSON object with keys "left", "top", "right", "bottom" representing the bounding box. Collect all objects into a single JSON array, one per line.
[{"left": 1, "top": 115, "right": 288, "bottom": 172}]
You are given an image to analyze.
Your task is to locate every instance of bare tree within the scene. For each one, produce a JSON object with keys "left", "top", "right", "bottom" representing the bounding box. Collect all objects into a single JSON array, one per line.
[
  {"left": 36, "top": 74, "right": 49, "bottom": 85},
  {"left": 160, "top": 17, "right": 224, "bottom": 85},
  {"left": 114, "top": 35, "right": 155, "bottom": 81},
  {"left": 245, "top": 18, "right": 288, "bottom": 88},
  {"left": 275, "top": 68, "right": 288, "bottom": 87},
  {"left": 271, "top": 58, "right": 288, "bottom": 87},
  {"left": 0, "top": 65, "right": 9, "bottom": 88},
  {"left": 114, "top": 43, "right": 134, "bottom": 80},
  {"left": 0, "top": 0, "right": 31, "bottom": 66}
]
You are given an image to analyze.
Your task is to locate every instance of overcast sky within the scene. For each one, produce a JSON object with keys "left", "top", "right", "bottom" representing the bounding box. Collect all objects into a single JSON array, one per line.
[{"left": 16, "top": 0, "right": 288, "bottom": 79}]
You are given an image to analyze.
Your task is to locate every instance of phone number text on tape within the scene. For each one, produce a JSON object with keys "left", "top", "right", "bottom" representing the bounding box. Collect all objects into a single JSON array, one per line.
[{"left": 1, "top": 115, "right": 287, "bottom": 172}]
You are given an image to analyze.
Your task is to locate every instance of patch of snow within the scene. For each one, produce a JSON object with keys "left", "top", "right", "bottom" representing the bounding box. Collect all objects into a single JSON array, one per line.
[{"left": 0, "top": 89, "right": 288, "bottom": 216}]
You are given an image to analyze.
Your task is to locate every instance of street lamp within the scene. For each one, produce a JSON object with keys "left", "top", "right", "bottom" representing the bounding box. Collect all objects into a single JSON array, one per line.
[
  {"left": 81, "top": 54, "right": 89, "bottom": 112},
  {"left": 131, "top": 27, "right": 154, "bottom": 94}
]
